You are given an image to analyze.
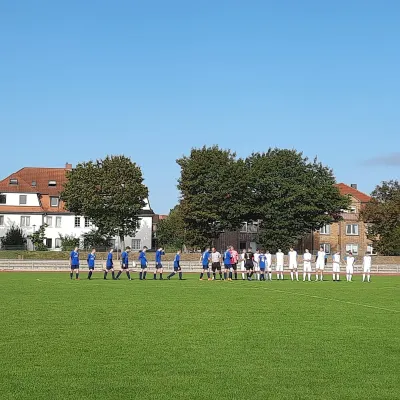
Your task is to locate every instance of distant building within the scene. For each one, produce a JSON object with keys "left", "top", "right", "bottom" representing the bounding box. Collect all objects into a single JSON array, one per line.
[
  {"left": 301, "top": 183, "right": 373, "bottom": 256},
  {"left": 0, "top": 164, "right": 154, "bottom": 250}
]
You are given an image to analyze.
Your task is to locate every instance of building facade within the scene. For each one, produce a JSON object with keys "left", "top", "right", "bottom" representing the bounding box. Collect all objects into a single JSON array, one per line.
[
  {"left": 300, "top": 183, "right": 373, "bottom": 256},
  {"left": 0, "top": 164, "right": 153, "bottom": 250}
]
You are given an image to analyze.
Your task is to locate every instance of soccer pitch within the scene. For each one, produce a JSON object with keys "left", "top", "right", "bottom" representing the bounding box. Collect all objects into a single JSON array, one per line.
[{"left": 1, "top": 274, "right": 399, "bottom": 400}]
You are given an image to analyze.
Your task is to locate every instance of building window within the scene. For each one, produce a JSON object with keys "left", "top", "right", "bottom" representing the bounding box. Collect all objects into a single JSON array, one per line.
[
  {"left": 45, "top": 238, "right": 53, "bottom": 249},
  {"left": 50, "top": 197, "right": 59, "bottom": 207},
  {"left": 367, "top": 245, "right": 377, "bottom": 255},
  {"left": 239, "top": 241, "right": 247, "bottom": 250},
  {"left": 31, "top": 181, "right": 37, "bottom": 187},
  {"left": 240, "top": 223, "right": 247, "bottom": 233},
  {"left": 346, "top": 244, "right": 359, "bottom": 255},
  {"left": 0, "top": 215, "right": 4, "bottom": 226},
  {"left": 131, "top": 239, "right": 141, "bottom": 250},
  {"left": 346, "top": 224, "right": 359, "bottom": 235},
  {"left": 20, "top": 216, "right": 31, "bottom": 227},
  {"left": 320, "top": 225, "right": 331, "bottom": 235},
  {"left": 9, "top": 178, "right": 18, "bottom": 185},
  {"left": 55, "top": 238, "right": 62, "bottom": 248},
  {"left": 320, "top": 243, "right": 331, "bottom": 254},
  {"left": 56, "top": 217, "right": 62, "bottom": 228},
  {"left": 0, "top": 194, "right": 6, "bottom": 204},
  {"left": 74, "top": 217, "right": 81, "bottom": 227},
  {"left": 84, "top": 217, "right": 90, "bottom": 228},
  {"left": 46, "top": 216, "right": 52, "bottom": 227},
  {"left": 110, "top": 239, "right": 116, "bottom": 249},
  {"left": 19, "top": 195, "right": 27, "bottom": 205},
  {"left": 48, "top": 180, "right": 57, "bottom": 187}
]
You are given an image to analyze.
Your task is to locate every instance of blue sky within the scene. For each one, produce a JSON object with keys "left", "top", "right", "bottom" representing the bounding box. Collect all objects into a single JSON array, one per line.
[{"left": 1, "top": 0, "right": 399, "bottom": 214}]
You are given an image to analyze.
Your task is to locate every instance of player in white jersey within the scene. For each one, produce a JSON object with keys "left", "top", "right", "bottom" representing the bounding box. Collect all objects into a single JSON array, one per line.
[
  {"left": 265, "top": 250, "right": 272, "bottom": 280},
  {"left": 253, "top": 249, "right": 261, "bottom": 280},
  {"left": 303, "top": 249, "right": 312, "bottom": 281},
  {"left": 362, "top": 252, "right": 372, "bottom": 282},
  {"left": 332, "top": 251, "right": 341, "bottom": 281},
  {"left": 288, "top": 247, "right": 298, "bottom": 281},
  {"left": 345, "top": 252, "right": 355, "bottom": 281},
  {"left": 315, "top": 247, "right": 326, "bottom": 281},
  {"left": 240, "top": 249, "right": 246, "bottom": 280},
  {"left": 275, "top": 249, "right": 284, "bottom": 280}
]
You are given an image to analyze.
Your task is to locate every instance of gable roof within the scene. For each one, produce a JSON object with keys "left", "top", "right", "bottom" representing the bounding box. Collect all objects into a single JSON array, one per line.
[
  {"left": 0, "top": 167, "right": 68, "bottom": 195},
  {"left": 335, "top": 183, "right": 371, "bottom": 203}
]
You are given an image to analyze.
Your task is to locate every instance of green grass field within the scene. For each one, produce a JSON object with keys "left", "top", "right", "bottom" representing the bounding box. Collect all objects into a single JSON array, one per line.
[{"left": 1, "top": 273, "right": 399, "bottom": 400}]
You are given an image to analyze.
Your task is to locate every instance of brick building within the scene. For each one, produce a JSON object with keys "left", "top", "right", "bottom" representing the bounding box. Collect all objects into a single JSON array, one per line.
[{"left": 301, "top": 183, "right": 373, "bottom": 256}]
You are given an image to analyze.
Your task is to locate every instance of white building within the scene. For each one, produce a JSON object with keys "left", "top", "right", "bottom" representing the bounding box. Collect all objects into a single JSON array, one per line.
[{"left": 0, "top": 164, "right": 154, "bottom": 250}]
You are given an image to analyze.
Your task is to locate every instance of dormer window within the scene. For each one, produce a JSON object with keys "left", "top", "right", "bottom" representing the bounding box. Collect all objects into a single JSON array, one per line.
[
  {"left": 31, "top": 181, "right": 37, "bottom": 187},
  {"left": 9, "top": 178, "right": 18, "bottom": 185},
  {"left": 48, "top": 180, "right": 57, "bottom": 187}
]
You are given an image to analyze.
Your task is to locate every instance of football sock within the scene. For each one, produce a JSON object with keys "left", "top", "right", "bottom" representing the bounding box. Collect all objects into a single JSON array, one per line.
[
  {"left": 139, "top": 272, "right": 143, "bottom": 280},
  {"left": 367, "top": 274, "right": 370, "bottom": 282},
  {"left": 229, "top": 271, "right": 232, "bottom": 279},
  {"left": 362, "top": 274, "right": 365, "bottom": 282},
  {"left": 336, "top": 274, "right": 340, "bottom": 281},
  {"left": 179, "top": 272, "right": 182, "bottom": 280},
  {"left": 127, "top": 272, "right": 131, "bottom": 280},
  {"left": 250, "top": 271, "right": 253, "bottom": 278},
  {"left": 277, "top": 274, "right": 280, "bottom": 280},
  {"left": 308, "top": 273, "right": 311, "bottom": 281},
  {"left": 76, "top": 273, "right": 79, "bottom": 279},
  {"left": 320, "top": 273, "right": 323, "bottom": 281},
  {"left": 219, "top": 273, "right": 223, "bottom": 279},
  {"left": 154, "top": 273, "right": 157, "bottom": 280},
  {"left": 295, "top": 271, "right": 299, "bottom": 280},
  {"left": 70, "top": 272, "right": 73, "bottom": 279},
  {"left": 88, "top": 271, "right": 92, "bottom": 279},
  {"left": 290, "top": 271, "right": 294, "bottom": 281},
  {"left": 207, "top": 272, "right": 210, "bottom": 279},
  {"left": 104, "top": 271, "right": 107, "bottom": 279},
  {"left": 143, "top": 271, "right": 147, "bottom": 279},
  {"left": 224, "top": 272, "right": 227, "bottom": 280},
  {"left": 280, "top": 273, "right": 283, "bottom": 280},
  {"left": 234, "top": 272, "right": 237, "bottom": 279},
  {"left": 167, "top": 272, "right": 173, "bottom": 279},
  {"left": 349, "top": 274, "right": 352, "bottom": 281},
  {"left": 112, "top": 271, "right": 115, "bottom": 280},
  {"left": 200, "top": 273, "right": 204, "bottom": 279},
  {"left": 213, "top": 272, "right": 216, "bottom": 279},
  {"left": 160, "top": 274, "right": 163, "bottom": 279},
  {"left": 316, "top": 274, "right": 319, "bottom": 281},
  {"left": 269, "top": 273, "right": 272, "bottom": 280},
  {"left": 332, "top": 273, "right": 335, "bottom": 281},
  {"left": 116, "top": 271, "right": 122, "bottom": 279}
]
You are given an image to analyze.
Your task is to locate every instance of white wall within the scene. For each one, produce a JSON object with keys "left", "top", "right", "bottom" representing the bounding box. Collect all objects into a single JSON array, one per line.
[
  {"left": 122, "top": 216, "right": 152, "bottom": 250},
  {"left": 2, "top": 193, "right": 40, "bottom": 206}
]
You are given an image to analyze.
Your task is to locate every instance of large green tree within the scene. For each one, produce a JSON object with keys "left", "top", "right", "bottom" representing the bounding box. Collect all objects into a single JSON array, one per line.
[
  {"left": 245, "top": 149, "right": 350, "bottom": 252},
  {"left": 155, "top": 206, "right": 186, "bottom": 251},
  {"left": 177, "top": 146, "right": 248, "bottom": 247},
  {"left": 61, "top": 155, "right": 148, "bottom": 248},
  {"left": 361, "top": 180, "right": 400, "bottom": 255}
]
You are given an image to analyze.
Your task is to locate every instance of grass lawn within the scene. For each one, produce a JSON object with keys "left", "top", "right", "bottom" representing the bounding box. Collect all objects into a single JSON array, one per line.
[{"left": 0, "top": 273, "right": 399, "bottom": 400}]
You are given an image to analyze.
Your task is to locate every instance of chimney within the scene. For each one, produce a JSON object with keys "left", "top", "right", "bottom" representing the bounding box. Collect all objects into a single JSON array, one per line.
[
  {"left": 350, "top": 184, "right": 357, "bottom": 189},
  {"left": 65, "top": 163, "right": 72, "bottom": 170}
]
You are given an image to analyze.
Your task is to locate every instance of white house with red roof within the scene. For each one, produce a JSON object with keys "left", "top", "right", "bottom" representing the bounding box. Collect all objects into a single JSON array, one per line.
[{"left": 0, "top": 163, "right": 153, "bottom": 250}]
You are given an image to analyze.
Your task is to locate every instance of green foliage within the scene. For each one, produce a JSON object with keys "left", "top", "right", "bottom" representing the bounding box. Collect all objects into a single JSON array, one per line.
[
  {"left": 59, "top": 234, "right": 80, "bottom": 251},
  {"left": 1, "top": 225, "right": 27, "bottom": 249},
  {"left": 245, "top": 149, "right": 350, "bottom": 252},
  {"left": 27, "top": 224, "right": 48, "bottom": 251},
  {"left": 177, "top": 146, "right": 248, "bottom": 247},
  {"left": 61, "top": 155, "right": 148, "bottom": 242},
  {"left": 361, "top": 180, "right": 400, "bottom": 255},
  {"left": 155, "top": 206, "right": 186, "bottom": 251},
  {"left": 82, "top": 228, "right": 113, "bottom": 250},
  {"left": 1, "top": 274, "right": 399, "bottom": 400}
]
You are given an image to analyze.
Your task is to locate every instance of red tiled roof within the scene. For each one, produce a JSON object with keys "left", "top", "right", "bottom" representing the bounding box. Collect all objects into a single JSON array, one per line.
[
  {"left": 0, "top": 167, "right": 68, "bottom": 195},
  {"left": 0, "top": 206, "right": 44, "bottom": 213},
  {"left": 335, "top": 183, "right": 371, "bottom": 203}
]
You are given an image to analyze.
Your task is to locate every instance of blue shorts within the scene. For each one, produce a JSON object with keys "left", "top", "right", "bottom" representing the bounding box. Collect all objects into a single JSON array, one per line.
[
  {"left": 224, "top": 264, "right": 231, "bottom": 269},
  {"left": 174, "top": 266, "right": 181, "bottom": 272},
  {"left": 106, "top": 265, "right": 113, "bottom": 270},
  {"left": 260, "top": 267, "right": 266, "bottom": 271},
  {"left": 71, "top": 265, "right": 79, "bottom": 270},
  {"left": 141, "top": 264, "right": 147, "bottom": 269},
  {"left": 202, "top": 265, "right": 209, "bottom": 270},
  {"left": 156, "top": 263, "right": 163, "bottom": 269},
  {"left": 121, "top": 263, "right": 129, "bottom": 269},
  {"left": 88, "top": 266, "right": 95, "bottom": 270}
]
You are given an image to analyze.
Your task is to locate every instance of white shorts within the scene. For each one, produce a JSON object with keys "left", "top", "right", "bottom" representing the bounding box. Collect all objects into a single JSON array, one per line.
[
  {"left": 363, "top": 266, "right": 371, "bottom": 273},
  {"left": 289, "top": 262, "right": 298, "bottom": 270},
  {"left": 254, "top": 264, "right": 260, "bottom": 272},
  {"left": 346, "top": 266, "right": 354, "bottom": 274},
  {"left": 267, "top": 265, "right": 272, "bottom": 272},
  {"left": 276, "top": 264, "right": 284, "bottom": 272},
  {"left": 240, "top": 263, "right": 246, "bottom": 271},
  {"left": 303, "top": 262, "right": 312, "bottom": 272},
  {"left": 316, "top": 261, "right": 325, "bottom": 270},
  {"left": 333, "top": 263, "right": 340, "bottom": 273}
]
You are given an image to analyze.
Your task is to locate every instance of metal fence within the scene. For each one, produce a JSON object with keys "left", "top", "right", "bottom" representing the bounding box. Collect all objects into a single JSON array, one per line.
[{"left": 0, "top": 260, "right": 398, "bottom": 273}]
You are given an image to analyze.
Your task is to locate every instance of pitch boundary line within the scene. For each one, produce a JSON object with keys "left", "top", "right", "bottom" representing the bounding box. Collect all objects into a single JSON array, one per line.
[{"left": 263, "top": 287, "right": 400, "bottom": 313}]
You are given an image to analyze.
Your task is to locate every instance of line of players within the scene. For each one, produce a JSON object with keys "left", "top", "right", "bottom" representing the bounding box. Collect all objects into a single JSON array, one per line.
[
  {"left": 69, "top": 246, "right": 182, "bottom": 280},
  {"left": 200, "top": 246, "right": 373, "bottom": 282},
  {"left": 68, "top": 245, "right": 372, "bottom": 283}
]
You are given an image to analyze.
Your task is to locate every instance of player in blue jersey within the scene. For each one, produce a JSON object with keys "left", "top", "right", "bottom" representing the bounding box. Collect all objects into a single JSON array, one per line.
[
  {"left": 167, "top": 250, "right": 182, "bottom": 280},
  {"left": 258, "top": 250, "right": 267, "bottom": 281},
  {"left": 86, "top": 248, "right": 96, "bottom": 279},
  {"left": 103, "top": 248, "right": 116, "bottom": 280},
  {"left": 199, "top": 247, "right": 211, "bottom": 280},
  {"left": 116, "top": 246, "right": 132, "bottom": 280},
  {"left": 154, "top": 247, "right": 165, "bottom": 280},
  {"left": 223, "top": 246, "right": 233, "bottom": 281},
  {"left": 69, "top": 246, "right": 80, "bottom": 280},
  {"left": 138, "top": 246, "right": 148, "bottom": 280}
]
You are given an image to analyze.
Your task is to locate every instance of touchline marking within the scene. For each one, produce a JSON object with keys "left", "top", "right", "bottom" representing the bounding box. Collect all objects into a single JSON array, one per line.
[{"left": 265, "top": 287, "right": 400, "bottom": 313}]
